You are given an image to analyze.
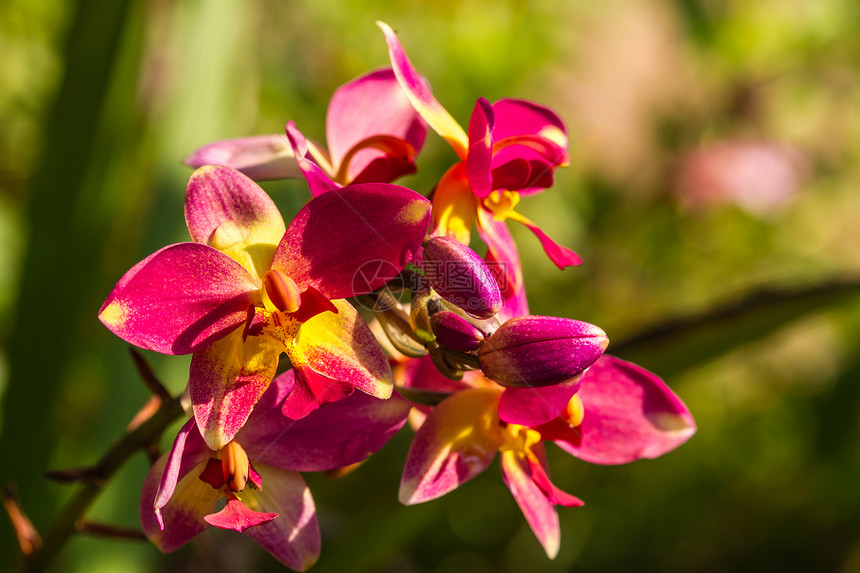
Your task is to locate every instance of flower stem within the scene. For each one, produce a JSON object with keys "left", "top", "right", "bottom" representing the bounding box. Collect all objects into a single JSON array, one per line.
[{"left": 21, "top": 394, "right": 184, "bottom": 572}]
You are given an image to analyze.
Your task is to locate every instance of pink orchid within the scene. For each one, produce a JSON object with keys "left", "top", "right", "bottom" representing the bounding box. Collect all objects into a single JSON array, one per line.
[
  {"left": 100, "top": 165, "right": 431, "bottom": 448},
  {"left": 142, "top": 369, "right": 411, "bottom": 570},
  {"left": 378, "top": 21, "right": 581, "bottom": 281},
  {"left": 398, "top": 355, "right": 695, "bottom": 558},
  {"left": 185, "top": 68, "right": 427, "bottom": 186}
]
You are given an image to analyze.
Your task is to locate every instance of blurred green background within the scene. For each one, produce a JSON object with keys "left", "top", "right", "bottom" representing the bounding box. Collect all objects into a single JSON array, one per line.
[{"left": 2, "top": 0, "right": 860, "bottom": 571}]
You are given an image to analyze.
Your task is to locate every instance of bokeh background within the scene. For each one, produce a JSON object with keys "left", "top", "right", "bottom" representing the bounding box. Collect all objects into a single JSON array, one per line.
[{"left": 2, "top": 0, "right": 860, "bottom": 571}]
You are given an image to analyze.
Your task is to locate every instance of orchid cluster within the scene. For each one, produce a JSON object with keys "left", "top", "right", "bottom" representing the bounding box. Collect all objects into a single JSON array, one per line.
[{"left": 98, "top": 22, "right": 696, "bottom": 569}]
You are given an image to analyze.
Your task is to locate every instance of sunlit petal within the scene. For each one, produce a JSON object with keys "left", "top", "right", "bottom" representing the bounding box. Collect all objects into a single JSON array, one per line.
[
  {"left": 399, "top": 387, "right": 503, "bottom": 504},
  {"left": 185, "top": 165, "right": 286, "bottom": 282},
  {"left": 285, "top": 122, "right": 341, "bottom": 196},
  {"left": 273, "top": 185, "right": 430, "bottom": 299},
  {"left": 429, "top": 163, "right": 477, "bottom": 244},
  {"left": 242, "top": 466, "right": 320, "bottom": 571},
  {"left": 189, "top": 328, "right": 281, "bottom": 450},
  {"left": 327, "top": 68, "right": 426, "bottom": 183},
  {"left": 544, "top": 355, "right": 697, "bottom": 464},
  {"left": 98, "top": 243, "right": 259, "bottom": 355},
  {"left": 378, "top": 21, "right": 468, "bottom": 158}
]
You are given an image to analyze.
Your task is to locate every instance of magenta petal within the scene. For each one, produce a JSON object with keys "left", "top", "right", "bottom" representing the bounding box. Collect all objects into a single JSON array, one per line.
[
  {"left": 498, "top": 376, "right": 582, "bottom": 427},
  {"left": 204, "top": 498, "right": 278, "bottom": 532},
  {"left": 242, "top": 466, "right": 320, "bottom": 571},
  {"left": 515, "top": 217, "right": 583, "bottom": 269},
  {"left": 547, "top": 355, "right": 697, "bottom": 464},
  {"left": 183, "top": 134, "right": 302, "bottom": 181},
  {"left": 466, "top": 98, "right": 495, "bottom": 198},
  {"left": 327, "top": 68, "right": 427, "bottom": 182},
  {"left": 281, "top": 366, "right": 354, "bottom": 420},
  {"left": 99, "top": 243, "right": 259, "bottom": 354},
  {"left": 285, "top": 122, "right": 340, "bottom": 196},
  {"left": 244, "top": 374, "right": 410, "bottom": 471},
  {"left": 272, "top": 184, "right": 431, "bottom": 299}
]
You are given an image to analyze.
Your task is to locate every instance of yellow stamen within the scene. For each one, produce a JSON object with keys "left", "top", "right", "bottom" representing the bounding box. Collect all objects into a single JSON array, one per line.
[
  {"left": 262, "top": 269, "right": 300, "bottom": 313},
  {"left": 221, "top": 441, "right": 250, "bottom": 493},
  {"left": 564, "top": 394, "right": 584, "bottom": 428}
]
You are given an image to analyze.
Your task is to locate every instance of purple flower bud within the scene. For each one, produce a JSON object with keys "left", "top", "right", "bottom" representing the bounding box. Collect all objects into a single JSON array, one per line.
[
  {"left": 422, "top": 236, "right": 502, "bottom": 319},
  {"left": 429, "top": 310, "right": 486, "bottom": 352},
  {"left": 478, "top": 316, "right": 608, "bottom": 388}
]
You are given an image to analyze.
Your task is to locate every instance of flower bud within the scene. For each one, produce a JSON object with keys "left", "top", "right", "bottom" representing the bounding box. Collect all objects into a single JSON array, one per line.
[
  {"left": 430, "top": 310, "right": 486, "bottom": 352},
  {"left": 422, "top": 236, "right": 501, "bottom": 319},
  {"left": 478, "top": 316, "right": 608, "bottom": 388}
]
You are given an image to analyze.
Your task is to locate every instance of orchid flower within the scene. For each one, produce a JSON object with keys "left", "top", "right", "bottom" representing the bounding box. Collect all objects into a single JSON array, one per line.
[
  {"left": 185, "top": 69, "right": 426, "bottom": 186},
  {"left": 142, "top": 369, "right": 411, "bottom": 570},
  {"left": 100, "top": 165, "right": 431, "bottom": 448},
  {"left": 398, "top": 355, "right": 696, "bottom": 558},
  {"left": 378, "top": 21, "right": 581, "bottom": 284}
]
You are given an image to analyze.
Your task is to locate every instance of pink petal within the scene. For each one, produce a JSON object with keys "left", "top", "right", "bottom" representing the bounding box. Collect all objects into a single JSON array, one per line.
[
  {"left": 153, "top": 419, "right": 211, "bottom": 526},
  {"left": 282, "top": 367, "right": 354, "bottom": 420},
  {"left": 203, "top": 497, "right": 278, "bottom": 532},
  {"left": 377, "top": 21, "right": 469, "bottom": 158},
  {"left": 500, "top": 450, "right": 562, "bottom": 559},
  {"left": 242, "top": 466, "right": 320, "bottom": 571},
  {"left": 544, "top": 355, "right": 697, "bottom": 464},
  {"left": 243, "top": 373, "right": 410, "bottom": 471},
  {"left": 491, "top": 99, "right": 568, "bottom": 150},
  {"left": 141, "top": 456, "right": 216, "bottom": 552},
  {"left": 272, "top": 184, "right": 430, "bottom": 299},
  {"left": 466, "top": 98, "right": 495, "bottom": 198},
  {"left": 476, "top": 217, "right": 527, "bottom": 320},
  {"left": 183, "top": 134, "right": 302, "bottom": 181},
  {"left": 399, "top": 387, "right": 503, "bottom": 504},
  {"left": 285, "top": 122, "right": 341, "bottom": 196},
  {"left": 189, "top": 328, "right": 282, "bottom": 450},
  {"left": 498, "top": 375, "right": 582, "bottom": 427},
  {"left": 184, "top": 166, "right": 286, "bottom": 281},
  {"left": 509, "top": 212, "right": 582, "bottom": 269},
  {"left": 327, "top": 68, "right": 427, "bottom": 183},
  {"left": 99, "top": 243, "right": 259, "bottom": 355}
]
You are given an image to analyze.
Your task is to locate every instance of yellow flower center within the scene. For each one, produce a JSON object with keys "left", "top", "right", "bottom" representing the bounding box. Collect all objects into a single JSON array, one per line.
[
  {"left": 500, "top": 423, "right": 542, "bottom": 455},
  {"left": 482, "top": 190, "right": 521, "bottom": 221}
]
